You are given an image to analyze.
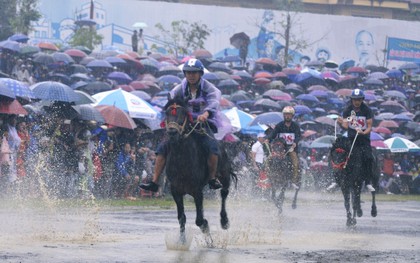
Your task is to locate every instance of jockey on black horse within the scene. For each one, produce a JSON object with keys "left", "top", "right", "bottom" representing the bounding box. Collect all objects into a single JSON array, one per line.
[{"left": 140, "top": 58, "right": 223, "bottom": 192}]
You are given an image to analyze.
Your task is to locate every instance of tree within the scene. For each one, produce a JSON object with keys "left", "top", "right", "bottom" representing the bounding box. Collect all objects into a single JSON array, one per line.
[
  {"left": 155, "top": 20, "right": 211, "bottom": 57},
  {"left": 68, "top": 26, "right": 103, "bottom": 50},
  {"left": 11, "top": 0, "right": 41, "bottom": 35},
  {"left": 0, "top": 0, "right": 17, "bottom": 40}
]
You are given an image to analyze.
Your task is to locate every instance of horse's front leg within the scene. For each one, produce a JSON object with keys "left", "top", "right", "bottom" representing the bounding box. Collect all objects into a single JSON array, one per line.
[
  {"left": 172, "top": 192, "right": 186, "bottom": 235},
  {"left": 193, "top": 191, "right": 209, "bottom": 234},
  {"left": 277, "top": 185, "right": 286, "bottom": 214},
  {"left": 371, "top": 191, "right": 377, "bottom": 217},
  {"left": 292, "top": 188, "right": 299, "bottom": 209},
  {"left": 342, "top": 187, "right": 354, "bottom": 227},
  {"left": 354, "top": 184, "right": 363, "bottom": 218},
  {"left": 220, "top": 187, "right": 230, "bottom": 229}
]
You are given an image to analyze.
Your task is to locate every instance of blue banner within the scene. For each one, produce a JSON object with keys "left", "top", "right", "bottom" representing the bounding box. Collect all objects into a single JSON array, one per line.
[{"left": 387, "top": 37, "right": 420, "bottom": 63}]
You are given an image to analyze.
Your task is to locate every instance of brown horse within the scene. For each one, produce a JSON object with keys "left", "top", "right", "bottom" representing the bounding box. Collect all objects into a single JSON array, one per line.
[
  {"left": 265, "top": 138, "right": 300, "bottom": 214},
  {"left": 163, "top": 98, "right": 236, "bottom": 241}
]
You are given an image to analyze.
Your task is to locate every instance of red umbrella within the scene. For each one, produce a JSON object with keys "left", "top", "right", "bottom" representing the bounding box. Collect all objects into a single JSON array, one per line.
[
  {"left": 191, "top": 49, "right": 212, "bottom": 59},
  {"left": 64, "top": 49, "right": 87, "bottom": 58},
  {"left": 373, "top": 126, "right": 392, "bottom": 135},
  {"left": 282, "top": 68, "right": 300, "bottom": 76},
  {"left": 95, "top": 105, "right": 137, "bottom": 130},
  {"left": 254, "top": 71, "right": 273, "bottom": 79},
  {"left": 255, "top": 57, "right": 277, "bottom": 66},
  {"left": 346, "top": 66, "right": 367, "bottom": 74},
  {"left": 220, "top": 97, "right": 235, "bottom": 109},
  {"left": 378, "top": 120, "right": 399, "bottom": 128},
  {"left": 0, "top": 100, "right": 28, "bottom": 115},
  {"left": 115, "top": 84, "right": 135, "bottom": 92},
  {"left": 254, "top": 78, "right": 271, "bottom": 85},
  {"left": 371, "top": 140, "right": 388, "bottom": 149},
  {"left": 130, "top": 81, "right": 148, "bottom": 90},
  {"left": 307, "top": 85, "right": 328, "bottom": 91},
  {"left": 335, "top": 88, "right": 352, "bottom": 97},
  {"left": 38, "top": 42, "right": 59, "bottom": 51}
]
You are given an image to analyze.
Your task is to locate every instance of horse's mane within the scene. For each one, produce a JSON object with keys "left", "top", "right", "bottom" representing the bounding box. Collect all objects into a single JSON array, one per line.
[{"left": 164, "top": 96, "right": 188, "bottom": 111}]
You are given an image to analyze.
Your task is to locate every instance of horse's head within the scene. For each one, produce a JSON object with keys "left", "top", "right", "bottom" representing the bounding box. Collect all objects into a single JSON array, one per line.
[
  {"left": 270, "top": 138, "right": 287, "bottom": 160},
  {"left": 164, "top": 97, "right": 193, "bottom": 139},
  {"left": 330, "top": 136, "right": 351, "bottom": 170}
]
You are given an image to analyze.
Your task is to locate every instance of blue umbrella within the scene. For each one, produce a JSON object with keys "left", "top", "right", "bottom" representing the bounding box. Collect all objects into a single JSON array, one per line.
[
  {"left": 248, "top": 112, "right": 283, "bottom": 126},
  {"left": 107, "top": 71, "right": 133, "bottom": 84},
  {"left": 157, "top": 75, "right": 182, "bottom": 86},
  {"left": 386, "top": 69, "right": 404, "bottom": 80},
  {"left": 86, "top": 59, "right": 113, "bottom": 69},
  {"left": 296, "top": 94, "right": 320, "bottom": 103},
  {"left": 309, "top": 90, "right": 329, "bottom": 98},
  {"left": 0, "top": 81, "right": 17, "bottom": 99},
  {"left": 392, "top": 113, "right": 413, "bottom": 122},
  {"left": 295, "top": 72, "right": 326, "bottom": 88},
  {"left": 222, "top": 107, "right": 254, "bottom": 132},
  {"left": 294, "top": 105, "right": 312, "bottom": 115},
  {"left": 384, "top": 137, "right": 420, "bottom": 153},
  {"left": 202, "top": 72, "right": 220, "bottom": 81},
  {"left": 241, "top": 123, "right": 268, "bottom": 135},
  {"left": 31, "top": 81, "right": 80, "bottom": 103},
  {"left": 8, "top": 33, "right": 29, "bottom": 43},
  {"left": 105, "top": 56, "right": 127, "bottom": 66},
  {"left": 0, "top": 40, "right": 20, "bottom": 52},
  {"left": 130, "top": 90, "right": 152, "bottom": 101},
  {"left": 52, "top": 52, "right": 75, "bottom": 64},
  {"left": 0, "top": 78, "right": 35, "bottom": 99}
]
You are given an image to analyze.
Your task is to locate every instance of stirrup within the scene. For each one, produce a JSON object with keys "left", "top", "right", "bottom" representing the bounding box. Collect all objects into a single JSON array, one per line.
[
  {"left": 208, "top": 178, "right": 222, "bottom": 190},
  {"left": 139, "top": 181, "right": 159, "bottom": 192}
]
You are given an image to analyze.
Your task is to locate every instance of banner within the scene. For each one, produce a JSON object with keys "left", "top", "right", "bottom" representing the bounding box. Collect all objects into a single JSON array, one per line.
[{"left": 386, "top": 37, "right": 420, "bottom": 63}]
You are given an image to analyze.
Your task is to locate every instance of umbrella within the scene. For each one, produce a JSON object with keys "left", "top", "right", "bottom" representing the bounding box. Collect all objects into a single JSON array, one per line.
[
  {"left": 335, "top": 88, "right": 352, "bottom": 97},
  {"left": 254, "top": 98, "right": 282, "bottom": 110},
  {"left": 307, "top": 85, "right": 329, "bottom": 91},
  {"left": 73, "top": 104, "right": 105, "bottom": 122},
  {"left": 0, "top": 78, "right": 34, "bottom": 99},
  {"left": 305, "top": 60, "right": 324, "bottom": 68},
  {"left": 302, "top": 130, "right": 317, "bottom": 138},
  {"left": 132, "top": 22, "right": 148, "bottom": 28},
  {"left": 105, "top": 56, "right": 127, "bottom": 66},
  {"left": 30, "top": 81, "right": 80, "bottom": 103},
  {"left": 399, "top": 62, "right": 419, "bottom": 71},
  {"left": 220, "top": 97, "right": 235, "bottom": 109},
  {"left": 230, "top": 32, "right": 250, "bottom": 49},
  {"left": 95, "top": 105, "right": 137, "bottom": 130},
  {"left": 86, "top": 59, "right": 113, "bottom": 69},
  {"left": 294, "top": 105, "right": 313, "bottom": 115},
  {"left": 373, "top": 126, "right": 392, "bottom": 135},
  {"left": 364, "top": 79, "right": 384, "bottom": 86},
  {"left": 384, "top": 137, "right": 420, "bottom": 153},
  {"left": 314, "top": 116, "right": 336, "bottom": 126},
  {"left": 116, "top": 84, "right": 135, "bottom": 92},
  {"left": 52, "top": 52, "right": 75, "bottom": 64},
  {"left": 157, "top": 75, "right": 182, "bottom": 88},
  {"left": 222, "top": 107, "right": 254, "bottom": 132},
  {"left": 191, "top": 49, "right": 212, "bottom": 59},
  {"left": 18, "top": 45, "right": 40, "bottom": 55},
  {"left": 218, "top": 79, "right": 240, "bottom": 90},
  {"left": 8, "top": 33, "right": 29, "bottom": 43},
  {"left": 230, "top": 90, "right": 253, "bottom": 102},
  {"left": 296, "top": 94, "right": 320, "bottom": 103},
  {"left": 80, "top": 81, "right": 113, "bottom": 95},
  {"left": 254, "top": 71, "right": 273, "bottom": 79},
  {"left": 208, "top": 62, "right": 232, "bottom": 73},
  {"left": 202, "top": 72, "right": 220, "bottom": 82},
  {"left": 346, "top": 66, "right": 367, "bottom": 74},
  {"left": 375, "top": 112, "right": 394, "bottom": 121},
  {"left": 255, "top": 57, "right": 277, "bottom": 66},
  {"left": 384, "top": 90, "right": 407, "bottom": 100},
  {"left": 241, "top": 123, "right": 268, "bottom": 135},
  {"left": 379, "top": 100, "right": 406, "bottom": 113},
  {"left": 33, "top": 53, "right": 55, "bottom": 65},
  {"left": 38, "top": 42, "right": 59, "bottom": 51},
  {"left": 294, "top": 72, "right": 326, "bottom": 87},
  {"left": 371, "top": 140, "right": 388, "bottom": 149},
  {"left": 370, "top": 132, "right": 384, "bottom": 141},
  {"left": 130, "top": 90, "right": 152, "bottom": 101},
  {"left": 158, "top": 65, "right": 182, "bottom": 76},
  {"left": 248, "top": 112, "right": 283, "bottom": 126},
  {"left": 92, "top": 89, "right": 159, "bottom": 120},
  {"left": 367, "top": 72, "right": 389, "bottom": 80},
  {"left": 392, "top": 113, "right": 413, "bottom": 122},
  {"left": 378, "top": 120, "right": 399, "bottom": 128},
  {"left": 309, "top": 90, "right": 329, "bottom": 98},
  {"left": 254, "top": 77, "right": 271, "bottom": 86},
  {"left": 64, "top": 49, "right": 87, "bottom": 58},
  {"left": 0, "top": 100, "right": 28, "bottom": 115},
  {"left": 310, "top": 135, "right": 336, "bottom": 149},
  {"left": 107, "top": 71, "right": 133, "bottom": 84},
  {"left": 263, "top": 89, "right": 292, "bottom": 101},
  {"left": 385, "top": 69, "right": 404, "bottom": 79},
  {"left": 0, "top": 40, "right": 20, "bottom": 52},
  {"left": 233, "top": 71, "right": 253, "bottom": 80},
  {"left": 74, "top": 90, "right": 96, "bottom": 105}
]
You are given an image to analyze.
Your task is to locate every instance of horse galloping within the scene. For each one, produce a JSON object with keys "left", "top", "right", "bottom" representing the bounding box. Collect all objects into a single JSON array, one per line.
[
  {"left": 330, "top": 136, "right": 378, "bottom": 227},
  {"left": 266, "top": 138, "right": 300, "bottom": 214},
  {"left": 163, "top": 98, "right": 236, "bottom": 239}
]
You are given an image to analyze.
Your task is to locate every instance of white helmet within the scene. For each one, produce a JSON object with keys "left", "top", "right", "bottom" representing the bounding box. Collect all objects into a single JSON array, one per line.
[{"left": 282, "top": 106, "right": 295, "bottom": 115}]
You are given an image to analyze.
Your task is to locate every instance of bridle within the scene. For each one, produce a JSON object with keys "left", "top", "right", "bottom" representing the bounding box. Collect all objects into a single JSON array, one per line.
[{"left": 165, "top": 104, "right": 190, "bottom": 136}]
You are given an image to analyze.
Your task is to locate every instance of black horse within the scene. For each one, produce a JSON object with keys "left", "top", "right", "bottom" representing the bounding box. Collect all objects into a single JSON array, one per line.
[
  {"left": 266, "top": 138, "right": 300, "bottom": 214},
  {"left": 330, "top": 136, "right": 378, "bottom": 227},
  {"left": 163, "top": 98, "right": 236, "bottom": 239}
]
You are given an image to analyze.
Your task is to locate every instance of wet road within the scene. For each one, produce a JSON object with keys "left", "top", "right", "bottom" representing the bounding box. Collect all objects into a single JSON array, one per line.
[{"left": 0, "top": 191, "right": 419, "bottom": 262}]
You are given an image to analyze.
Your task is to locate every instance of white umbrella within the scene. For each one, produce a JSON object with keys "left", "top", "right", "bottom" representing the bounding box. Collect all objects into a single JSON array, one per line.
[
  {"left": 384, "top": 137, "right": 420, "bottom": 153},
  {"left": 132, "top": 22, "right": 148, "bottom": 28},
  {"left": 222, "top": 107, "right": 254, "bottom": 132},
  {"left": 92, "top": 88, "right": 159, "bottom": 120}
]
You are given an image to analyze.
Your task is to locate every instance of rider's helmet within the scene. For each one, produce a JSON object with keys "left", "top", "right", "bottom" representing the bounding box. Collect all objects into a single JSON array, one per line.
[
  {"left": 350, "top": 88, "right": 365, "bottom": 99},
  {"left": 183, "top": 58, "right": 205, "bottom": 75},
  {"left": 282, "top": 106, "right": 295, "bottom": 115}
]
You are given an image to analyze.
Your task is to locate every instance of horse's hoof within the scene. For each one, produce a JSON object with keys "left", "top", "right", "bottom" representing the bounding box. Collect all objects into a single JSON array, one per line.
[
  {"left": 221, "top": 218, "right": 230, "bottom": 230},
  {"left": 199, "top": 219, "right": 209, "bottom": 234},
  {"left": 346, "top": 218, "right": 357, "bottom": 227},
  {"left": 371, "top": 206, "right": 377, "bottom": 217},
  {"left": 357, "top": 208, "right": 363, "bottom": 217}
]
